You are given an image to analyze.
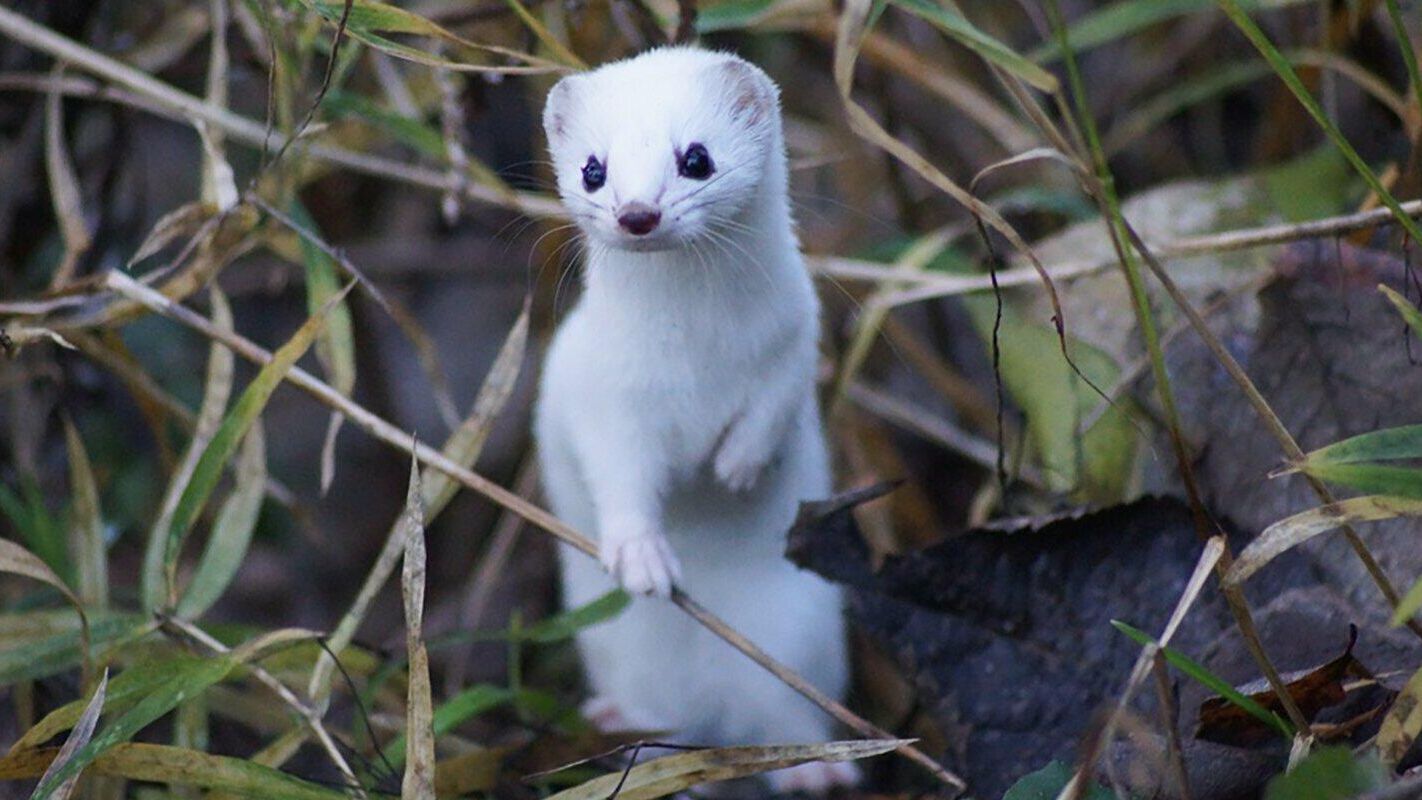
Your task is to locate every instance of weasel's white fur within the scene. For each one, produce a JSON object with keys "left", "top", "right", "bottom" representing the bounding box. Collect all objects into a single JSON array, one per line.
[{"left": 535, "top": 47, "right": 854, "bottom": 792}]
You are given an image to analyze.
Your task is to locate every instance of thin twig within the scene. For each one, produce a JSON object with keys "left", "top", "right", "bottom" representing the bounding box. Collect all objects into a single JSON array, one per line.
[
  {"left": 813, "top": 197, "right": 1422, "bottom": 302},
  {"left": 156, "top": 615, "right": 368, "bottom": 799},
  {"left": 1151, "top": 655, "right": 1193, "bottom": 800},
  {"left": 101, "top": 270, "right": 966, "bottom": 794}
]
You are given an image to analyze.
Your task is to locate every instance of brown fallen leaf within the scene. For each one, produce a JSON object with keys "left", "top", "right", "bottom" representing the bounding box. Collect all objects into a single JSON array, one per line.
[{"left": 1196, "top": 625, "right": 1370, "bottom": 746}]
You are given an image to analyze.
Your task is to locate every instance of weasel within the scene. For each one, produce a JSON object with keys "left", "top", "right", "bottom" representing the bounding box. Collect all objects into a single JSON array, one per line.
[{"left": 534, "top": 47, "right": 856, "bottom": 793}]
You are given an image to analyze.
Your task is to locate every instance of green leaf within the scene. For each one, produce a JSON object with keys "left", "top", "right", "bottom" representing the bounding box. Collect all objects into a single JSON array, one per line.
[
  {"left": 1394, "top": 575, "right": 1422, "bottom": 627},
  {"left": 62, "top": 418, "right": 107, "bottom": 611},
  {"left": 161, "top": 281, "right": 353, "bottom": 610},
  {"left": 516, "top": 590, "right": 630, "bottom": 644},
  {"left": 285, "top": 201, "right": 355, "bottom": 496},
  {"left": 1381, "top": 285, "right": 1422, "bottom": 343},
  {"left": 1002, "top": 761, "right": 1114, "bottom": 800},
  {"left": 886, "top": 0, "right": 1058, "bottom": 91},
  {"left": 0, "top": 477, "right": 70, "bottom": 582},
  {"left": 1263, "top": 746, "right": 1387, "bottom": 800},
  {"left": 962, "top": 295, "right": 1137, "bottom": 503},
  {"left": 1298, "top": 462, "right": 1422, "bottom": 501},
  {"left": 0, "top": 616, "right": 143, "bottom": 687},
  {"left": 174, "top": 423, "right": 266, "bottom": 620},
  {"left": 144, "top": 287, "right": 235, "bottom": 613},
  {"left": 383, "top": 684, "right": 514, "bottom": 771},
  {"left": 1301, "top": 424, "right": 1422, "bottom": 466},
  {"left": 12, "top": 655, "right": 217, "bottom": 752},
  {"left": 1112, "top": 620, "right": 1294, "bottom": 740},
  {"left": 694, "top": 0, "right": 777, "bottom": 32},
  {"left": 323, "top": 90, "right": 444, "bottom": 158},
  {"left": 1030, "top": 0, "right": 1310, "bottom": 62},
  {"left": 32, "top": 655, "right": 239, "bottom": 797}
]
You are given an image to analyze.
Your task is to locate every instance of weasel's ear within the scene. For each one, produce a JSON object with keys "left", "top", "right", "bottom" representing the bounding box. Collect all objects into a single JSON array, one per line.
[
  {"left": 543, "top": 74, "right": 584, "bottom": 147},
  {"left": 717, "top": 59, "right": 778, "bottom": 127}
]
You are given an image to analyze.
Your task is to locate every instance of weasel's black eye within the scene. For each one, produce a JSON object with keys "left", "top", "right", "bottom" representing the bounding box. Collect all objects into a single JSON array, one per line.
[
  {"left": 581, "top": 156, "right": 606, "bottom": 192},
  {"left": 678, "top": 143, "right": 714, "bottom": 180}
]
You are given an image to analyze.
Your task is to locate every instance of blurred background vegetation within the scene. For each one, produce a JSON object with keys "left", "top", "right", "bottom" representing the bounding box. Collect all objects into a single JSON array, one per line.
[{"left": 2, "top": 0, "right": 1422, "bottom": 797}]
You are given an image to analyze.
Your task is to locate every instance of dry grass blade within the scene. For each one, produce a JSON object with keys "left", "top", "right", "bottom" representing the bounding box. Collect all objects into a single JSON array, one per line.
[
  {"left": 62, "top": 417, "right": 106, "bottom": 611},
  {"left": 308, "top": 301, "right": 529, "bottom": 703},
  {"left": 543, "top": 739, "right": 911, "bottom": 800},
  {"left": 103, "top": 268, "right": 962, "bottom": 792},
  {"left": 128, "top": 202, "right": 215, "bottom": 268},
  {"left": 2, "top": 743, "right": 351, "bottom": 800},
  {"left": 399, "top": 457, "right": 435, "bottom": 800},
  {"left": 1377, "top": 664, "right": 1422, "bottom": 768},
  {"left": 0, "top": 538, "right": 90, "bottom": 682},
  {"left": 44, "top": 63, "right": 90, "bottom": 289},
  {"left": 1225, "top": 496, "right": 1422, "bottom": 588},
  {"left": 198, "top": 0, "right": 236, "bottom": 211},
  {"left": 142, "top": 287, "right": 235, "bottom": 613},
  {"left": 29, "top": 669, "right": 107, "bottom": 800}
]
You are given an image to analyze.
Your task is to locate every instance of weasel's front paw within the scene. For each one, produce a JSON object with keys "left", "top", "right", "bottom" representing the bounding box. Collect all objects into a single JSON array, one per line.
[
  {"left": 713, "top": 435, "right": 773, "bottom": 493},
  {"left": 600, "top": 532, "right": 682, "bottom": 598},
  {"left": 767, "top": 760, "right": 861, "bottom": 795}
]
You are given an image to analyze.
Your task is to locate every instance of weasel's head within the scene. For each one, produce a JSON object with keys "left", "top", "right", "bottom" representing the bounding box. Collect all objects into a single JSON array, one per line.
[{"left": 542, "top": 47, "right": 781, "bottom": 252}]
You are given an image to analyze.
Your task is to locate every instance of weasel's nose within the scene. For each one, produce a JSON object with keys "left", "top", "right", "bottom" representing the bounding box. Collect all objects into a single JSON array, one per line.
[{"left": 616, "top": 203, "right": 661, "bottom": 236}]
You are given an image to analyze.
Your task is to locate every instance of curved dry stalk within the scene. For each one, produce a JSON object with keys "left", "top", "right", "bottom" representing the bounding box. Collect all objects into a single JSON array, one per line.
[{"left": 101, "top": 270, "right": 966, "bottom": 794}]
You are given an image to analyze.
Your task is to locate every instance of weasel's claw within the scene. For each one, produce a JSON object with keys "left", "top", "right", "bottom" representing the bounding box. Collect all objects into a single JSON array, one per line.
[{"left": 601, "top": 533, "right": 681, "bottom": 598}]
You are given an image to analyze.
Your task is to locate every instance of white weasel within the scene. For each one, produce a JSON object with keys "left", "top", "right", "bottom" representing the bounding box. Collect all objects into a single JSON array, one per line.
[{"left": 534, "top": 47, "right": 856, "bottom": 793}]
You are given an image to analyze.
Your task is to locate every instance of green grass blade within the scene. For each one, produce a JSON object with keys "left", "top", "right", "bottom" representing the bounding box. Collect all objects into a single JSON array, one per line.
[
  {"left": 161, "top": 281, "right": 353, "bottom": 611},
  {"left": 12, "top": 655, "right": 216, "bottom": 752},
  {"left": 145, "top": 288, "right": 235, "bottom": 614},
  {"left": 1381, "top": 285, "right": 1422, "bottom": 343},
  {"left": 1214, "top": 0, "right": 1422, "bottom": 245},
  {"left": 1030, "top": 0, "right": 1309, "bottom": 62},
  {"left": 1382, "top": 0, "right": 1422, "bottom": 122},
  {"left": 1298, "top": 463, "right": 1422, "bottom": 501},
  {"left": 1, "top": 478, "right": 70, "bottom": 583},
  {"left": 887, "top": 0, "right": 1058, "bottom": 91},
  {"left": 1112, "top": 620, "right": 1294, "bottom": 740},
  {"left": 383, "top": 684, "right": 514, "bottom": 771},
  {"left": 1392, "top": 575, "right": 1422, "bottom": 627},
  {"left": 30, "top": 654, "right": 237, "bottom": 798},
  {"left": 521, "top": 590, "right": 630, "bottom": 644},
  {"left": 0, "top": 614, "right": 143, "bottom": 687},
  {"left": 175, "top": 423, "right": 266, "bottom": 620},
  {"left": 1301, "top": 424, "right": 1422, "bottom": 466},
  {"left": 61, "top": 418, "right": 106, "bottom": 611}
]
